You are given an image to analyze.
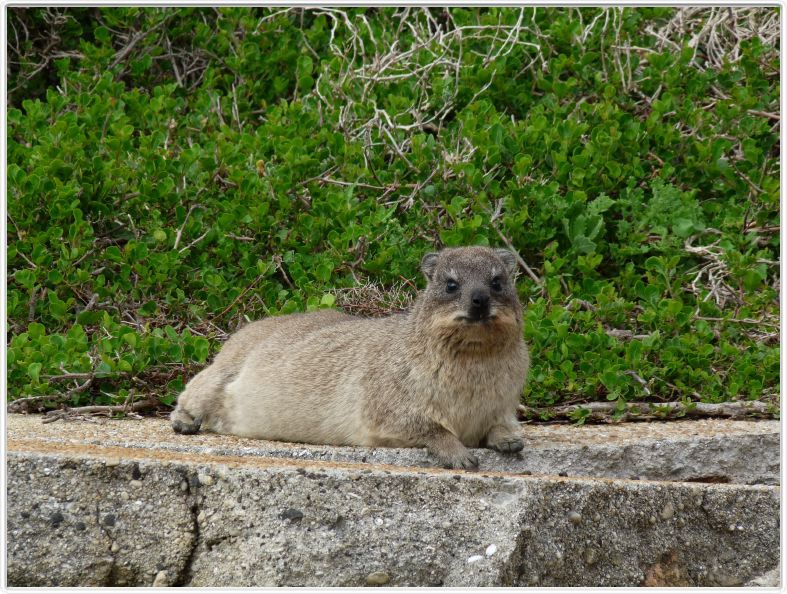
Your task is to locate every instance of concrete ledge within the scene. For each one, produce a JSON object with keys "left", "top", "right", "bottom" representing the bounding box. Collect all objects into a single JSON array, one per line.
[
  {"left": 6, "top": 415, "right": 779, "bottom": 484},
  {"left": 6, "top": 415, "right": 780, "bottom": 587}
]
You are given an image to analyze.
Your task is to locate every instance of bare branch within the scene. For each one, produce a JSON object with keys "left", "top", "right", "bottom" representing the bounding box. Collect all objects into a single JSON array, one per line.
[
  {"left": 43, "top": 397, "right": 160, "bottom": 424},
  {"left": 490, "top": 222, "right": 543, "bottom": 285},
  {"left": 519, "top": 400, "right": 774, "bottom": 423},
  {"left": 110, "top": 17, "right": 169, "bottom": 69},
  {"left": 306, "top": 8, "right": 546, "bottom": 174}
]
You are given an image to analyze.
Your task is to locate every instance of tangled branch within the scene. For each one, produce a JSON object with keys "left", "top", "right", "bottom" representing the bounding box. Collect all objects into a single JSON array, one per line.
[
  {"left": 308, "top": 7, "right": 546, "bottom": 178},
  {"left": 645, "top": 7, "right": 779, "bottom": 72},
  {"left": 333, "top": 280, "right": 415, "bottom": 318},
  {"left": 683, "top": 236, "right": 742, "bottom": 309}
]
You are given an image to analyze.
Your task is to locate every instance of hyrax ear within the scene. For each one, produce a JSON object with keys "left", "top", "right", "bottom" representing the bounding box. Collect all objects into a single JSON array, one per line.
[
  {"left": 494, "top": 248, "right": 518, "bottom": 277},
  {"left": 421, "top": 252, "right": 440, "bottom": 282}
]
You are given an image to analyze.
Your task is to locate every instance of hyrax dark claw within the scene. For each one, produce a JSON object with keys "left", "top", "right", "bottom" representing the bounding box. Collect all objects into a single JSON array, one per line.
[
  {"left": 495, "top": 438, "right": 525, "bottom": 453},
  {"left": 465, "top": 453, "right": 480, "bottom": 469},
  {"left": 438, "top": 450, "right": 479, "bottom": 470},
  {"left": 455, "top": 452, "right": 479, "bottom": 470},
  {"left": 172, "top": 417, "right": 202, "bottom": 435}
]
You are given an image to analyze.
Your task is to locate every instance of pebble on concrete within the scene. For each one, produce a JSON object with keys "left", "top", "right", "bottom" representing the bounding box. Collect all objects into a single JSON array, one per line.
[
  {"left": 661, "top": 503, "right": 674, "bottom": 521},
  {"left": 280, "top": 508, "right": 304, "bottom": 522},
  {"left": 366, "top": 571, "right": 390, "bottom": 585},
  {"left": 153, "top": 570, "right": 169, "bottom": 587}
]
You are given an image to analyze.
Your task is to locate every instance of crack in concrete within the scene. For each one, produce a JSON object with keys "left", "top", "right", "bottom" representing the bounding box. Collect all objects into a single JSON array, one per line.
[
  {"left": 174, "top": 472, "right": 201, "bottom": 587},
  {"left": 496, "top": 513, "right": 532, "bottom": 586},
  {"left": 93, "top": 501, "right": 118, "bottom": 586}
]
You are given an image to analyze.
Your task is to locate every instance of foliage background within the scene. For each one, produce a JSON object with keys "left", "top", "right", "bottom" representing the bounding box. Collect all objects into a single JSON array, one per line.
[{"left": 6, "top": 7, "right": 780, "bottom": 419}]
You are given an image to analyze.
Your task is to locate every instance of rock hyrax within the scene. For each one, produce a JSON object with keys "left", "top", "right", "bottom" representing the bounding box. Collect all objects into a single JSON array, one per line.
[{"left": 171, "top": 246, "right": 529, "bottom": 469}]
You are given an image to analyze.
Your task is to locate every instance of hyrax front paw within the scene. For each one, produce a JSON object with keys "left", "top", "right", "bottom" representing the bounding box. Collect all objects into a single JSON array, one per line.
[
  {"left": 424, "top": 428, "right": 480, "bottom": 470},
  {"left": 436, "top": 448, "right": 479, "bottom": 470},
  {"left": 488, "top": 436, "right": 525, "bottom": 453},
  {"left": 171, "top": 408, "right": 202, "bottom": 435}
]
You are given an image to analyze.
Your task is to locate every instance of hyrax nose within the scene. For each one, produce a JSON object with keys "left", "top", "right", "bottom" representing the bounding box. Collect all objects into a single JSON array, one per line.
[{"left": 470, "top": 289, "right": 490, "bottom": 311}]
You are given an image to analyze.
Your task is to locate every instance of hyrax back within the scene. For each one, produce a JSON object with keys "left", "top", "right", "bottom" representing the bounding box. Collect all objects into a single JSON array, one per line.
[{"left": 171, "top": 246, "right": 529, "bottom": 469}]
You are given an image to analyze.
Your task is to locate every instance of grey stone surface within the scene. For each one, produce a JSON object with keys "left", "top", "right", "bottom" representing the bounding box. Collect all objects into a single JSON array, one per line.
[
  {"left": 745, "top": 567, "right": 781, "bottom": 587},
  {"left": 511, "top": 479, "right": 779, "bottom": 587},
  {"left": 6, "top": 414, "right": 780, "bottom": 484},
  {"left": 7, "top": 454, "right": 195, "bottom": 586},
  {"left": 7, "top": 428, "right": 780, "bottom": 587}
]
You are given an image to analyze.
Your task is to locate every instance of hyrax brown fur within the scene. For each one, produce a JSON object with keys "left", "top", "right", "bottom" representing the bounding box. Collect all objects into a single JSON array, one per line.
[{"left": 171, "top": 246, "right": 529, "bottom": 469}]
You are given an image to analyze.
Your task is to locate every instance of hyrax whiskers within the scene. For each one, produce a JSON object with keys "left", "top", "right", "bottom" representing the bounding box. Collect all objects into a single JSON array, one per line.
[{"left": 171, "top": 246, "right": 529, "bottom": 469}]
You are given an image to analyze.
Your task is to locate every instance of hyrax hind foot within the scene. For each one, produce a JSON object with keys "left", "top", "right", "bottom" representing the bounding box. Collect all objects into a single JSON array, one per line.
[
  {"left": 485, "top": 424, "right": 525, "bottom": 453},
  {"left": 488, "top": 437, "right": 524, "bottom": 453},
  {"left": 171, "top": 408, "right": 202, "bottom": 435}
]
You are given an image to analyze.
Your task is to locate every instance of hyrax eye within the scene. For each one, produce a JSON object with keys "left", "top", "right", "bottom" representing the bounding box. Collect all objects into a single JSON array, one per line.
[
  {"left": 490, "top": 277, "right": 503, "bottom": 292},
  {"left": 446, "top": 280, "right": 459, "bottom": 294}
]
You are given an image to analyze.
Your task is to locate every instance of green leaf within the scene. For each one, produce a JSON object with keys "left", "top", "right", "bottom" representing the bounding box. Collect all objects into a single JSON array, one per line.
[
  {"left": 48, "top": 292, "right": 68, "bottom": 320},
  {"left": 14, "top": 269, "right": 36, "bottom": 291},
  {"left": 27, "top": 362, "right": 42, "bottom": 383},
  {"left": 94, "top": 26, "right": 111, "bottom": 44},
  {"left": 315, "top": 262, "right": 333, "bottom": 283},
  {"left": 743, "top": 269, "right": 764, "bottom": 291},
  {"left": 28, "top": 323, "right": 46, "bottom": 339},
  {"left": 139, "top": 301, "right": 158, "bottom": 316},
  {"left": 572, "top": 235, "right": 596, "bottom": 255},
  {"left": 105, "top": 246, "right": 122, "bottom": 261},
  {"left": 672, "top": 218, "right": 696, "bottom": 238},
  {"left": 117, "top": 358, "right": 133, "bottom": 372},
  {"left": 192, "top": 337, "right": 210, "bottom": 362}
]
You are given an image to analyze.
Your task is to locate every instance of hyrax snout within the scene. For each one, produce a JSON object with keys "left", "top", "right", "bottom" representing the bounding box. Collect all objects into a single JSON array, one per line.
[{"left": 171, "top": 246, "right": 530, "bottom": 470}]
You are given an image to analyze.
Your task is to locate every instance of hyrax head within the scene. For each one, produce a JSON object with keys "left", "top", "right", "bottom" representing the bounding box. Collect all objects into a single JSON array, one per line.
[{"left": 418, "top": 246, "right": 522, "bottom": 346}]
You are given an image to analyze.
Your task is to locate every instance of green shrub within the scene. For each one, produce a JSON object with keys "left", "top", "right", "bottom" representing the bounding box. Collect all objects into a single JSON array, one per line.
[{"left": 7, "top": 7, "right": 779, "bottom": 416}]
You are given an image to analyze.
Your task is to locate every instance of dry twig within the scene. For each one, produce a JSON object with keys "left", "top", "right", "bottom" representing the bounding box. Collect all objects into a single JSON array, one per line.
[
  {"left": 490, "top": 223, "right": 543, "bottom": 285},
  {"left": 173, "top": 203, "right": 205, "bottom": 250},
  {"left": 333, "top": 280, "right": 415, "bottom": 317},
  {"left": 42, "top": 397, "right": 160, "bottom": 424},
  {"left": 519, "top": 400, "right": 773, "bottom": 423}
]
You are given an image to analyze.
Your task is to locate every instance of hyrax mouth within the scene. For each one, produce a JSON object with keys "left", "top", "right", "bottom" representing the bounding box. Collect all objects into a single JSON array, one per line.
[
  {"left": 454, "top": 310, "right": 497, "bottom": 325},
  {"left": 455, "top": 311, "right": 497, "bottom": 324}
]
